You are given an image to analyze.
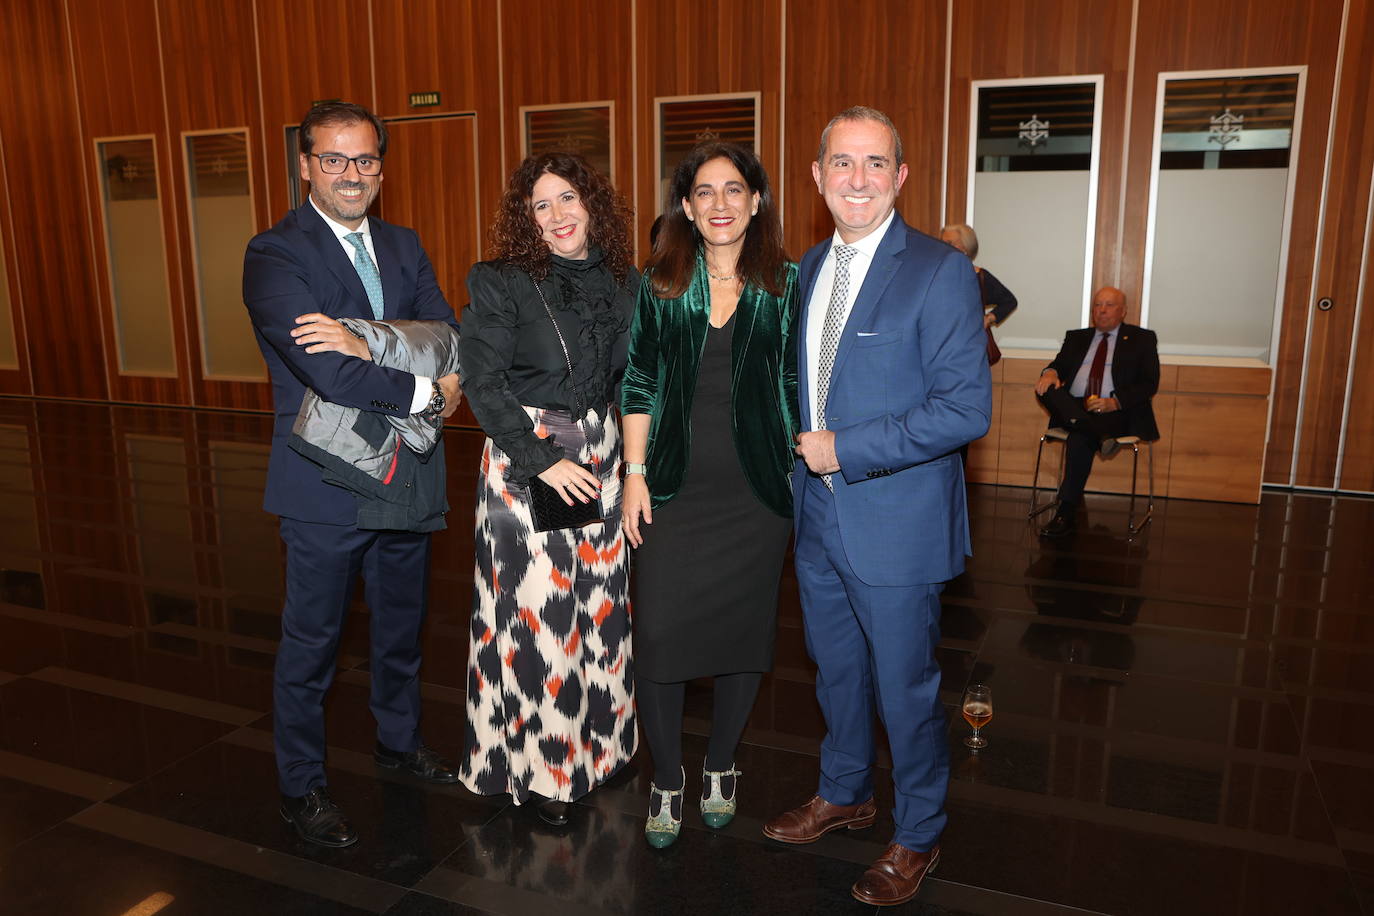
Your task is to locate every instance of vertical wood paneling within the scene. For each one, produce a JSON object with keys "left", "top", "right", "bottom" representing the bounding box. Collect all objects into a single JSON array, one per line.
[
  {"left": 634, "top": 0, "right": 783, "bottom": 252},
  {"left": 0, "top": 0, "right": 106, "bottom": 400},
  {"left": 68, "top": 0, "right": 191, "bottom": 406},
  {"left": 370, "top": 0, "right": 504, "bottom": 263},
  {"left": 1120, "top": 0, "right": 1344, "bottom": 488},
  {"left": 783, "top": 0, "right": 948, "bottom": 259},
  {"left": 1334, "top": 0, "right": 1374, "bottom": 491},
  {"left": 499, "top": 0, "right": 634, "bottom": 224},
  {"left": 253, "top": 0, "right": 375, "bottom": 221},
  {"left": 945, "top": 0, "right": 1135, "bottom": 306},
  {"left": 158, "top": 0, "right": 272, "bottom": 412}
]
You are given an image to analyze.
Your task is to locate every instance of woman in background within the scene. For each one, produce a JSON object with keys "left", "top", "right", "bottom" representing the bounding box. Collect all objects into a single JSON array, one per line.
[
  {"left": 621, "top": 142, "right": 798, "bottom": 848},
  {"left": 941, "top": 223, "right": 1017, "bottom": 334}
]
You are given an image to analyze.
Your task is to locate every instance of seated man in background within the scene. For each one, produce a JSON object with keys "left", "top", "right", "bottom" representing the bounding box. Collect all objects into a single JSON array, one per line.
[{"left": 1033, "top": 286, "right": 1159, "bottom": 537}]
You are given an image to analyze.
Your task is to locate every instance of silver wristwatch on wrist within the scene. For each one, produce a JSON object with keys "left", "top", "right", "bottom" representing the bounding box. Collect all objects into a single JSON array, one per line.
[{"left": 422, "top": 380, "right": 445, "bottom": 419}]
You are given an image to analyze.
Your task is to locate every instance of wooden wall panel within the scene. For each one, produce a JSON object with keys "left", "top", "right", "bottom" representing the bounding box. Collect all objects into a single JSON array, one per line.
[
  {"left": 499, "top": 0, "right": 634, "bottom": 229},
  {"left": 634, "top": 0, "right": 783, "bottom": 253},
  {"left": 0, "top": 0, "right": 106, "bottom": 400},
  {"left": 1335, "top": 0, "right": 1374, "bottom": 492},
  {"left": 1118, "top": 0, "right": 1345, "bottom": 488},
  {"left": 253, "top": 0, "right": 375, "bottom": 221},
  {"left": 379, "top": 117, "right": 481, "bottom": 431},
  {"left": 945, "top": 0, "right": 1135, "bottom": 307},
  {"left": 783, "top": 0, "right": 948, "bottom": 257},
  {"left": 70, "top": 0, "right": 191, "bottom": 406},
  {"left": 1293, "top": 0, "right": 1374, "bottom": 487},
  {"left": 371, "top": 0, "right": 504, "bottom": 264},
  {"left": 158, "top": 0, "right": 272, "bottom": 412}
]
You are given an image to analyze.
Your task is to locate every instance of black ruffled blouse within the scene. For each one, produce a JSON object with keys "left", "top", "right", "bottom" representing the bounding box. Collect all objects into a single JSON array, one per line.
[{"left": 459, "top": 249, "right": 638, "bottom": 481}]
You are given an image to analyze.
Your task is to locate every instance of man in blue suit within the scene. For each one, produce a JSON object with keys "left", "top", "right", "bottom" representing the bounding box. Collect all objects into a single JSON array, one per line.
[
  {"left": 243, "top": 102, "right": 462, "bottom": 848},
  {"left": 762, "top": 107, "right": 991, "bottom": 906}
]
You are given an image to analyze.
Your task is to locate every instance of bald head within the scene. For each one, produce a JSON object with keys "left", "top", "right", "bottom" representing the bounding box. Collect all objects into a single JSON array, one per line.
[{"left": 1091, "top": 286, "right": 1127, "bottom": 332}]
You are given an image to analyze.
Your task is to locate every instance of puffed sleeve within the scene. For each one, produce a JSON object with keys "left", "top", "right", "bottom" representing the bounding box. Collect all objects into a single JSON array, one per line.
[{"left": 459, "top": 263, "right": 564, "bottom": 481}]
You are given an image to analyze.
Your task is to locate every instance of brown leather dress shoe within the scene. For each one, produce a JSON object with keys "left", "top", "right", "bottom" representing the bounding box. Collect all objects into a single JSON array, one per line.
[
  {"left": 851, "top": 842, "right": 940, "bottom": 906},
  {"left": 761, "top": 794, "right": 876, "bottom": 844}
]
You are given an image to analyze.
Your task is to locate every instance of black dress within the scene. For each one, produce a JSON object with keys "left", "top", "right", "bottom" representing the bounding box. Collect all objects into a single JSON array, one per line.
[{"left": 631, "top": 312, "right": 793, "bottom": 682}]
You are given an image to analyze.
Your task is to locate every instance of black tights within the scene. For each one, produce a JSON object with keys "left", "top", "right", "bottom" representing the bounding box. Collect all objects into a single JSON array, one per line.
[{"left": 635, "top": 672, "right": 763, "bottom": 791}]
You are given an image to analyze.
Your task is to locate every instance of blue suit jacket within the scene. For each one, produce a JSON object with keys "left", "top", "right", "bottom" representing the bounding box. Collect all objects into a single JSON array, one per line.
[
  {"left": 794, "top": 215, "right": 991, "bottom": 587},
  {"left": 243, "top": 201, "right": 458, "bottom": 524}
]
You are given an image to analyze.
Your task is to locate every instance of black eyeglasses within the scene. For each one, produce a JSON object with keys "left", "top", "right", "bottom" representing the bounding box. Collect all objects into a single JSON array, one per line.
[{"left": 308, "top": 153, "right": 383, "bottom": 176}]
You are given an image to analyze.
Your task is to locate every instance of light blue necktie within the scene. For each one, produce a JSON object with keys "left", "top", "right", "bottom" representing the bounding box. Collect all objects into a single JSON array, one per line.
[{"left": 344, "top": 232, "right": 384, "bottom": 319}]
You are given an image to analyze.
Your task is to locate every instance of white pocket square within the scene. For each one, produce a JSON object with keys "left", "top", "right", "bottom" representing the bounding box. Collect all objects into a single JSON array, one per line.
[{"left": 856, "top": 331, "right": 879, "bottom": 337}]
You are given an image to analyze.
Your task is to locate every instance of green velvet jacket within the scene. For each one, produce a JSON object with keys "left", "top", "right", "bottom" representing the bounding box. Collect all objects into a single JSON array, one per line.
[{"left": 621, "top": 257, "right": 800, "bottom": 517}]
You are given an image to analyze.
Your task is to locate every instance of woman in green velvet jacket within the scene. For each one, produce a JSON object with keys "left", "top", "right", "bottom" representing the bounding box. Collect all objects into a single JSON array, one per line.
[{"left": 620, "top": 141, "right": 798, "bottom": 848}]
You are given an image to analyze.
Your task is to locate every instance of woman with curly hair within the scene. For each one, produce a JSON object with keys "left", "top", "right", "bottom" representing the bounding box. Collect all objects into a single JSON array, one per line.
[{"left": 458, "top": 152, "right": 638, "bottom": 826}]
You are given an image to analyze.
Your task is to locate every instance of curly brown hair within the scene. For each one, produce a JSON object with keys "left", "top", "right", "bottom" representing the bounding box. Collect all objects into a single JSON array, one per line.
[{"left": 488, "top": 152, "right": 634, "bottom": 283}]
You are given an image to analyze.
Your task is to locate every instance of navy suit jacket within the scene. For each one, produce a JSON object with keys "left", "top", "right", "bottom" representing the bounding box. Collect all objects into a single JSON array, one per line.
[
  {"left": 243, "top": 201, "right": 458, "bottom": 524},
  {"left": 1045, "top": 324, "right": 1160, "bottom": 441},
  {"left": 794, "top": 215, "right": 992, "bottom": 587}
]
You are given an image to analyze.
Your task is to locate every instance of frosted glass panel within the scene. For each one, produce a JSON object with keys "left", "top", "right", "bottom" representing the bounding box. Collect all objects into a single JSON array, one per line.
[
  {"left": 0, "top": 225, "right": 16, "bottom": 369},
  {"left": 186, "top": 131, "right": 264, "bottom": 380},
  {"left": 97, "top": 137, "right": 176, "bottom": 376},
  {"left": 969, "top": 80, "right": 1100, "bottom": 351},
  {"left": 1145, "top": 72, "right": 1300, "bottom": 362}
]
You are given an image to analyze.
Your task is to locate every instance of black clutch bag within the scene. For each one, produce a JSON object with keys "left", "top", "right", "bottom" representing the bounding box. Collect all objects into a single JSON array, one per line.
[
  {"left": 527, "top": 463, "right": 603, "bottom": 532},
  {"left": 525, "top": 282, "right": 607, "bottom": 532}
]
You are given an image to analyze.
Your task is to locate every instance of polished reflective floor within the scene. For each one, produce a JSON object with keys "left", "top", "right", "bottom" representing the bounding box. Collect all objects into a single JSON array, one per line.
[{"left": 0, "top": 398, "right": 1371, "bottom": 915}]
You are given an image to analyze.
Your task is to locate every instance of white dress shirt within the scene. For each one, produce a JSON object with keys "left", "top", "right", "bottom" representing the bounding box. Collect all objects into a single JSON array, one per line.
[
  {"left": 308, "top": 196, "right": 431, "bottom": 413},
  {"left": 804, "top": 209, "right": 896, "bottom": 430},
  {"left": 1068, "top": 325, "right": 1120, "bottom": 399}
]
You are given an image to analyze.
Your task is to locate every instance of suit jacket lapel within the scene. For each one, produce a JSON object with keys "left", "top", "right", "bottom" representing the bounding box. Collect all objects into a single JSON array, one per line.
[
  {"left": 297, "top": 202, "right": 373, "bottom": 317},
  {"left": 796, "top": 241, "right": 831, "bottom": 430},
  {"left": 371, "top": 220, "right": 402, "bottom": 319},
  {"left": 827, "top": 217, "right": 906, "bottom": 384}
]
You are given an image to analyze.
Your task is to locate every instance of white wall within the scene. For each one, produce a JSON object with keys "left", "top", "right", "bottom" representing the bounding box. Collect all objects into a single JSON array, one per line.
[
  {"left": 1147, "top": 168, "right": 1288, "bottom": 361},
  {"left": 972, "top": 169, "right": 1092, "bottom": 350}
]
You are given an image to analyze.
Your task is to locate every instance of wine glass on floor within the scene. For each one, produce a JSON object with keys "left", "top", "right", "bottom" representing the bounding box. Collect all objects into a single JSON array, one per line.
[{"left": 962, "top": 684, "right": 992, "bottom": 750}]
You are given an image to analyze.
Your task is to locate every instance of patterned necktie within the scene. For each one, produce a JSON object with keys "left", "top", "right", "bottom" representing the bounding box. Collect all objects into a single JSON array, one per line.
[
  {"left": 815, "top": 244, "right": 857, "bottom": 489},
  {"left": 344, "top": 232, "right": 384, "bottom": 319},
  {"left": 1087, "top": 331, "right": 1109, "bottom": 398}
]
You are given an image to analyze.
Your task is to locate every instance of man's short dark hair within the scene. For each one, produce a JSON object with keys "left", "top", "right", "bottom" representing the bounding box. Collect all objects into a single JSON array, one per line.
[
  {"left": 298, "top": 102, "right": 389, "bottom": 157},
  {"left": 816, "top": 105, "right": 904, "bottom": 166}
]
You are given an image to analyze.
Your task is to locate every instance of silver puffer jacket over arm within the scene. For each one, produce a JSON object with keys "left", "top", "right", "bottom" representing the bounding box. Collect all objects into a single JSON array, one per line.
[{"left": 291, "top": 318, "right": 461, "bottom": 482}]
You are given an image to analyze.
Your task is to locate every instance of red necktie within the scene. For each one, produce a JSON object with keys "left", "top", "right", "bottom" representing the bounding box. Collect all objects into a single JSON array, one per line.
[{"left": 1087, "top": 332, "right": 1109, "bottom": 398}]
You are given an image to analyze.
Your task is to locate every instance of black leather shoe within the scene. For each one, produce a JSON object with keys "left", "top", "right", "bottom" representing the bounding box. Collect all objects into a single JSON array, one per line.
[
  {"left": 537, "top": 799, "right": 570, "bottom": 827},
  {"left": 1040, "top": 508, "right": 1077, "bottom": 538},
  {"left": 373, "top": 742, "right": 461, "bottom": 784},
  {"left": 280, "top": 786, "right": 357, "bottom": 848},
  {"left": 1100, "top": 437, "right": 1122, "bottom": 458}
]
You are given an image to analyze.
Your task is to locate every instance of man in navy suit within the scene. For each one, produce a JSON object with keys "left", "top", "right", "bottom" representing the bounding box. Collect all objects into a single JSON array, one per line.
[
  {"left": 762, "top": 107, "right": 991, "bottom": 906},
  {"left": 243, "top": 102, "right": 462, "bottom": 848},
  {"left": 1034, "top": 286, "right": 1160, "bottom": 537}
]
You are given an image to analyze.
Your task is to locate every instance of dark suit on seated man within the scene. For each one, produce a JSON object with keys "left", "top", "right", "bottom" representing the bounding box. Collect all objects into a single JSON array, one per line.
[
  {"left": 243, "top": 102, "right": 463, "bottom": 848},
  {"left": 1034, "top": 286, "right": 1158, "bottom": 537}
]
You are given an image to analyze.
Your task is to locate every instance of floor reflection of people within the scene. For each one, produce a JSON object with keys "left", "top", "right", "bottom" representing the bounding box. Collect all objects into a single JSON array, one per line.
[
  {"left": 456, "top": 803, "right": 637, "bottom": 913},
  {"left": 1021, "top": 526, "right": 1143, "bottom": 673}
]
